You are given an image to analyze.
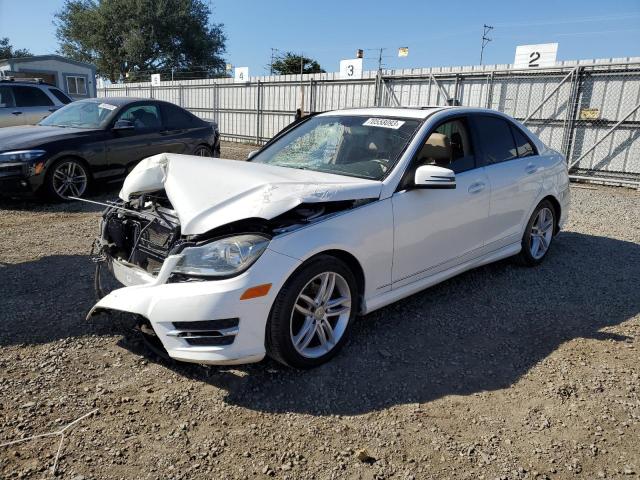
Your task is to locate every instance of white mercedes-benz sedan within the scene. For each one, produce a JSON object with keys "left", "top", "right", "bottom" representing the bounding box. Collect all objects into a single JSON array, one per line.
[{"left": 88, "top": 107, "right": 570, "bottom": 368}]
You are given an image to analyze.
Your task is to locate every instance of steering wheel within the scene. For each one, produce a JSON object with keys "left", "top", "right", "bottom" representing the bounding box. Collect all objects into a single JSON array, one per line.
[{"left": 371, "top": 158, "right": 390, "bottom": 173}]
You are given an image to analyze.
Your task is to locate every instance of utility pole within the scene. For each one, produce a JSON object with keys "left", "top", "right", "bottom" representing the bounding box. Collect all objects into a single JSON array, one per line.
[
  {"left": 480, "top": 24, "right": 493, "bottom": 65},
  {"left": 270, "top": 47, "right": 279, "bottom": 75},
  {"left": 377, "top": 47, "right": 385, "bottom": 72}
]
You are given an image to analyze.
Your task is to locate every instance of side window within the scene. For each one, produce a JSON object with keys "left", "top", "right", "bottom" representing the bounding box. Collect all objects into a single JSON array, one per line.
[
  {"left": 66, "top": 76, "right": 87, "bottom": 96},
  {"left": 117, "top": 104, "right": 161, "bottom": 131},
  {"left": 417, "top": 118, "right": 475, "bottom": 173},
  {"left": 0, "top": 86, "right": 16, "bottom": 108},
  {"left": 162, "top": 103, "right": 199, "bottom": 130},
  {"left": 474, "top": 116, "right": 518, "bottom": 165},
  {"left": 48, "top": 88, "right": 73, "bottom": 104},
  {"left": 511, "top": 125, "right": 536, "bottom": 158},
  {"left": 13, "top": 86, "right": 54, "bottom": 107}
]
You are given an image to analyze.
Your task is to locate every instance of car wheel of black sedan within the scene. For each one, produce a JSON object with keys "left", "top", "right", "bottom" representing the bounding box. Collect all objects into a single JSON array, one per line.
[
  {"left": 193, "top": 145, "right": 213, "bottom": 157},
  {"left": 46, "top": 158, "right": 90, "bottom": 201}
]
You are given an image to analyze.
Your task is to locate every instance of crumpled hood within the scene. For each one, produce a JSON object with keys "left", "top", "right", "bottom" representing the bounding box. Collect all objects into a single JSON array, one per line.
[{"left": 120, "top": 153, "right": 382, "bottom": 235}]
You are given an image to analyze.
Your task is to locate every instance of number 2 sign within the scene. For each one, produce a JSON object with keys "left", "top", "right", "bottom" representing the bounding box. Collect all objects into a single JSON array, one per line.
[{"left": 513, "top": 43, "right": 558, "bottom": 69}]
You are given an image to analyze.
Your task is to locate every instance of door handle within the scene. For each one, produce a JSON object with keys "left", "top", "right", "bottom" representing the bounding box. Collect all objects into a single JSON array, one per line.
[
  {"left": 48, "top": 107, "right": 58, "bottom": 112},
  {"left": 11, "top": 111, "right": 23, "bottom": 115},
  {"left": 525, "top": 163, "right": 538, "bottom": 174},
  {"left": 468, "top": 182, "right": 486, "bottom": 194}
]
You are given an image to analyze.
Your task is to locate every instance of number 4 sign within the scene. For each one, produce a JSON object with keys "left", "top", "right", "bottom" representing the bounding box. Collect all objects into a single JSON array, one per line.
[
  {"left": 234, "top": 67, "right": 249, "bottom": 83},
  {"left": 513, "top": 43, "right": 558, "bottom": 69},
  {"left": 340, "top": 58, "right": 363, "bottom": 79}
]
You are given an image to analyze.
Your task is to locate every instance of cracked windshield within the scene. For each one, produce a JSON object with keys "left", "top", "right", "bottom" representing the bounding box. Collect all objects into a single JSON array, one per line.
[{"left": 250, "top": 115, "right": 421, "bottom": 180}]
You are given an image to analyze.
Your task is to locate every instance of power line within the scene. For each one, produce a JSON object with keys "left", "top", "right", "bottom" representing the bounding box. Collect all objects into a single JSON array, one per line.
[{"left": 480, "top": 24, "right": 493, "bottom": 65}]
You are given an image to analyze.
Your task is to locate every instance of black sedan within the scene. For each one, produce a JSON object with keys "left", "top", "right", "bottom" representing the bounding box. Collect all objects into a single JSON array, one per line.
[{"left": 0, "top": 97, "right": 220, "bottom": 200}]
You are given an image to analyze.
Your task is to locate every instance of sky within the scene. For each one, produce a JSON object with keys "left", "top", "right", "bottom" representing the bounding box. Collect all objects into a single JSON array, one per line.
[{"left": 1, "top": 0, "right": 639, "bottom": 75}]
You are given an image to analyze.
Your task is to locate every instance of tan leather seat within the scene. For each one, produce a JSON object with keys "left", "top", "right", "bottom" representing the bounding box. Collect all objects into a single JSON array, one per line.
[{"left": 418, "top": 133, "right": 451, "bottom": 166}]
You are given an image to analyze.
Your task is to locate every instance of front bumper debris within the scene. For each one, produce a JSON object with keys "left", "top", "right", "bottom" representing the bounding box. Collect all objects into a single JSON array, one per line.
[{"left": 88, "top": 248, "right": 301, "bottom": 365}]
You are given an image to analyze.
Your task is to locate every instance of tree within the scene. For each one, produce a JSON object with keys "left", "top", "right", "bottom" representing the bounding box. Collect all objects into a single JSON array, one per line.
[
  {"left": 0, "top": 38, "right": 33, "bottom": 59},
  {"left": 271, "top": 52, "right": 325, "bottom": 75},
  {"left": 55, "top": 0, "right": 226, "bottom": 82}
]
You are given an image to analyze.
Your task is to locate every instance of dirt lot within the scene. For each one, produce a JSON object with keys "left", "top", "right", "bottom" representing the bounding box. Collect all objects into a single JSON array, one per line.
[{"left": 1, "top": 143, "right": 639, "bottom": 479}]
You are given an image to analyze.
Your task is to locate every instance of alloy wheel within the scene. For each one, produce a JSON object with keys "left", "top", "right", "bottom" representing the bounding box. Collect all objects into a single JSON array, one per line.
[
  {"left": 289, "top": 271, "right": 352, "bottom": 359},
  {"left": 194, "top": 146, "right": 211, "bottom": 157},
  {"left": 52, "top": 161, "right": 88, "bottom": 198},
  {"left": 529, "top": 207, "right": 554, "bottom": 259}
]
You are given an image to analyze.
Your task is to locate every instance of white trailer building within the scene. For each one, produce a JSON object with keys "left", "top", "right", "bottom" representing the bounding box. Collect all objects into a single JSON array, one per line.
[{"left": 0, "top": 54, "right": 97, "bottom": 99}]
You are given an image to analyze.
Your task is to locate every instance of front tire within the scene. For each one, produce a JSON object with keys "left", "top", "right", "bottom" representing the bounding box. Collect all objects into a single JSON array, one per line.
[
  {"left": 518, "top": 200, "right": 556, "bottom": 266},
  {"left": 266, "top": 256, "right": 358, "bottom": 369},
  {"left": 45, "top": 158, "right": 90, "bottom": 201}
]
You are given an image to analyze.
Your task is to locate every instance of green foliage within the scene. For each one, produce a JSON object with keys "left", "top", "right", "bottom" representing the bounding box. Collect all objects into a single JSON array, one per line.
[
  {"left": 271, "top": 52, "right": 325, "bottom": 75},
  {"left": 55, "top": 0, "right": 226, "bottom": 82},
  {"left": 0, "top": 38, "right": 33, "bottom": 59}
]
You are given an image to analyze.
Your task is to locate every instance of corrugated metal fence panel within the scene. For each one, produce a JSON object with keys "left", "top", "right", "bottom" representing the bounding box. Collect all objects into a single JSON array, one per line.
[
  {"left": 570, "top": 69, "right": 640, "bottom": 173},
  {"left": 97, "top": 59, "right": 640, "bottom": 179}
]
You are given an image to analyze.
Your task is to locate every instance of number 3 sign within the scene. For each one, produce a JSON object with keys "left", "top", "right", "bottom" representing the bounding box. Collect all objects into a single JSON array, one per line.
[
  {"left": 513, "top": 43, "right": 558, "bottom": 69},
  {"left": 340, "top": 58, "right": 363, "bottom": 79}
]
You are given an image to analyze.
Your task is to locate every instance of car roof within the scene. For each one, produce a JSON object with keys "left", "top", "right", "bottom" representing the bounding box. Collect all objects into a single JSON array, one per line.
[
  {"left": 0, "top": 79, "right": 57, "bottom": 88},
  {"left": 317, "top": 107, "right": 444, "bottom": 119},
  {"left": 76, "top": 97, "right": 150, "bottom": 106}
]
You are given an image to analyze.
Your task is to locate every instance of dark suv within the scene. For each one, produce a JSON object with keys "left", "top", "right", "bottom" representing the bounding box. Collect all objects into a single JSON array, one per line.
[{"left": 0, "top": 78, "right": 73, "bottom": 127}]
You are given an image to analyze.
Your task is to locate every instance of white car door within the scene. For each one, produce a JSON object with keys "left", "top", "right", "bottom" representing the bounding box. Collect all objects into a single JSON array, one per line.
[
  {"left": 391, "top": 117, "right": 491, "bottom": 288},
  {"left": 471, "top": 115, "right": 544, "bottom": 249}
]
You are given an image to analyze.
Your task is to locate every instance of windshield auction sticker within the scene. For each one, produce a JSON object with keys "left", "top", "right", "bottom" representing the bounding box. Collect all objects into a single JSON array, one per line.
[
  {"left": 98, "top": 103, "right": 117, "bottom": 111},
  {"left": 363, "top": 118, "right": 405, "bottom": 129}
]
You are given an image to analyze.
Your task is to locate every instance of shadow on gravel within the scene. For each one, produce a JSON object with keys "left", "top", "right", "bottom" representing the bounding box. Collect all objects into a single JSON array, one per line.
[
  {"left": 186, "top": 231, "right": 640, "bottom": 415},
  {"left": 0, "top": 255, "right": 121, "bottom": 345},
  {"left": 1, "top": 232, "right": 638, "bottom": 415},
  {"left": 0, "top": 183, "right": 120, "bottom": 214}
]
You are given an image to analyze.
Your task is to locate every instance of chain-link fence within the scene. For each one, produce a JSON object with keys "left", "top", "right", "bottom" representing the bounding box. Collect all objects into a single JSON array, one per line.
[{"left": 99, "top": 58, "right": 640, "bottom": 186}]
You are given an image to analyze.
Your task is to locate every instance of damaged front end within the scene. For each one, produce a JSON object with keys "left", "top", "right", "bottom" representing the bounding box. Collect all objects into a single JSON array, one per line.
[
  {"left": 95, "top": 191, "right": 182, "bottom": 282},
  {"left": 86, "top": 153, "right": 382, "bottom": 365}
]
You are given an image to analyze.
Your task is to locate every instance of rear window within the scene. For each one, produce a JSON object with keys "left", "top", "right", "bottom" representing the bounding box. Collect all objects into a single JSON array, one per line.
[
  {"left": 48, "top": 88, "right": 73, "bottom": 104},
  {"left": 13, "top": 86, "right": 54, "bottom": 107},
  {"left": 474, "top": 115, "right": 518, "bottom": 164},
  {"left": 511, "top": 125, "right": 537, "bottom": 158},
  {"left": 162, "top": 103, "right": 203, "bottom": 129}
]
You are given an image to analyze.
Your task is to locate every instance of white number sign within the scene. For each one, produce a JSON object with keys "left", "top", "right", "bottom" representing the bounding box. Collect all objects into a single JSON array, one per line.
[
  {"left": 234, "top": 67, "right": 249, "bottom": 83},
  {"left": 151, "top": 73, "right": 161, "bottom": 86},
  {"left": 514, "top": 43, "right": 558, "bottom": 69},
  {"left": 340, "top": 58, "right": 363, "bottom": 79}
]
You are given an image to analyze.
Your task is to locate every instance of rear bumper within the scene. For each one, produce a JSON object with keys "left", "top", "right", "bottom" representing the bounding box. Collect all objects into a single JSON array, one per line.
[{"left": 88, "top": 248, "right": 301, "bottom": 365}]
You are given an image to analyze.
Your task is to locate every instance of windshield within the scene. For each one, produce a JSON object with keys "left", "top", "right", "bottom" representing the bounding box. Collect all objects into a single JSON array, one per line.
[
  {"left": 39, "top": 101, "right": 118, "bottom": 129},
  {"left": 250, "top": 115, "right": 421, "bottom": 180}
]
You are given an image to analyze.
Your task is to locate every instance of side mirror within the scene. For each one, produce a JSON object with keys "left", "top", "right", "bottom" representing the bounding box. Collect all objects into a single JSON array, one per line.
[
  {"left": 247, "top": 150, "right": 259, "bottom": 160},
  {"left": 413, "top": 165, "right": 456, "bottom": 189},
  {"left": 113, "top": 119, "right": 135, "bottom": 131}
]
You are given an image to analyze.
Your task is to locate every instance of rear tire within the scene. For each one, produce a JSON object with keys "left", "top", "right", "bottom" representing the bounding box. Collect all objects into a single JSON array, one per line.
[
  {"left": 266, "top": 255, "right": 358, "bottom": 369},
  {"left": 193, "top": 145, "right": 212, "bottom": 157},
  {"left": 518, "top": 200, "right": 556, "bottom": 266}
]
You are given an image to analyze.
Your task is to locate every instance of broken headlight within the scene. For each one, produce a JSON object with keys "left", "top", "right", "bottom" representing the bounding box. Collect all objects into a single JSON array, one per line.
[{"left": 173, "top": 234, "right": 270, "bottom": 277}]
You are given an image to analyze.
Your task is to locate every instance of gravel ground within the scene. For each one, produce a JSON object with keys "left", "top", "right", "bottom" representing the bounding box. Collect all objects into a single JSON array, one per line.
[{"left": 0, "top": 143, "right": 639, "bottom": 479}]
